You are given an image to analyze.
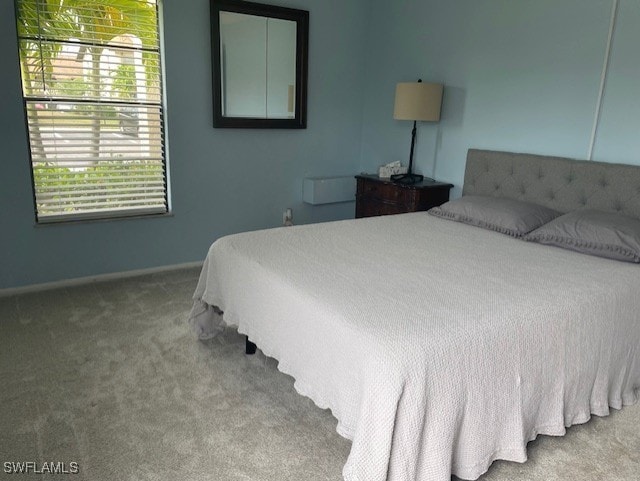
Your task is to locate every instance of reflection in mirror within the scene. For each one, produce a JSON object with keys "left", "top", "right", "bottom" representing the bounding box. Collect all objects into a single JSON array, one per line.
[
  {"left": 211, "top": 0, "right": 308, "bottom": 129},
  {"left": 220, "top": 12, "right": 296, "bottom": 119}
]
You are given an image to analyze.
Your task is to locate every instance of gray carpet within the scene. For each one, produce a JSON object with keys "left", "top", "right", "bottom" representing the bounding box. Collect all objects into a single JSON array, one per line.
[{"left": 0, "top": 267, "right": 638, "bottom": 481}]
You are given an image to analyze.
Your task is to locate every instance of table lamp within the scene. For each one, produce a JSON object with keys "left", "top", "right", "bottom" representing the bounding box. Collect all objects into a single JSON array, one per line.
[{"left": 391, "top": 79, "right": 443, "bottom": 184}]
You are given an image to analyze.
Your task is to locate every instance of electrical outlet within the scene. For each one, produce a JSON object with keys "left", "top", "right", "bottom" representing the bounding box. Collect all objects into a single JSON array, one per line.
[{"left": 283, "top": 208, "right": 293, "bottom": 226}]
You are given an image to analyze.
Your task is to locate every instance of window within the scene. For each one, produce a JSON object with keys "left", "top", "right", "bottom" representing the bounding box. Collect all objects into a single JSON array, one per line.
[{"left": 16, "top": 0, "right": 168, "bottom": 222}]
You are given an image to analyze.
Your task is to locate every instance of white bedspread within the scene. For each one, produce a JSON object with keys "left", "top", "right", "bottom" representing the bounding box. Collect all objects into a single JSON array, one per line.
[{"left": 189, "top": 212, "right": 640, "bottom": 481}]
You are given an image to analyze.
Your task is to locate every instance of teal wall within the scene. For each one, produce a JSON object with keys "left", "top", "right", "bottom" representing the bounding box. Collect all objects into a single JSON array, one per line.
[
  {"left": 359, "top": 0, "right": 640, "bottom": 197},
  {"left": 3, "top": 0, "right": 640, "bottom": 289},
  {"left": 0, "top": 0, "right": 368, "bottom": 289}
]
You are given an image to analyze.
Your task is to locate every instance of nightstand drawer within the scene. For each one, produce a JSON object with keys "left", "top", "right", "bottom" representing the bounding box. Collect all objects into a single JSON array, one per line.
[
  {"left": 358, "top": 181, "right": 412, "bottom": 204},
  {"left": 357, "top": 200, "right": 409, "bottom": 218}
]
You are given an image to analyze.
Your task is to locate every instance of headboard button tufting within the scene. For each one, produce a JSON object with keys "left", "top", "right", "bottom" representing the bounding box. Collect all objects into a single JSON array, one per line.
[{"left": 463, "top": 150, "right": 640, "bottom": 220}]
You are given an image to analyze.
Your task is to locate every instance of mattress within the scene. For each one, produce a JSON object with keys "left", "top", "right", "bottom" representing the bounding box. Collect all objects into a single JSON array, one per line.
[{"left": 189, "top": 212, "right": 640, "bottom": 481}]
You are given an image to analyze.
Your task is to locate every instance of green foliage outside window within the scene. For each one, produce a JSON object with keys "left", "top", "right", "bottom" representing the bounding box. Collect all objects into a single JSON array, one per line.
[{"left": 33, "top": 162, "right": 164, "bottom": 214}]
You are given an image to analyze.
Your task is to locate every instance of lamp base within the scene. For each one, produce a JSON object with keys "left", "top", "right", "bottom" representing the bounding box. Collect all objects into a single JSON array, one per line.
[{"left": 391, "top": 172, "right": 424, "bottom": 185}]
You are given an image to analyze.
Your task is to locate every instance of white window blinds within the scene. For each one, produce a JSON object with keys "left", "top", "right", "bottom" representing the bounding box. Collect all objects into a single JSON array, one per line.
[{"left": 16, "top": 0, "right": 168, "bottom": 222}]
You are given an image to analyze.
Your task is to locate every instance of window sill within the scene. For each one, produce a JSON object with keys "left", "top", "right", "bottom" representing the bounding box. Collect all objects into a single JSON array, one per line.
[{"left": 34, "top": 211, "right": 173, "bottom": 227}]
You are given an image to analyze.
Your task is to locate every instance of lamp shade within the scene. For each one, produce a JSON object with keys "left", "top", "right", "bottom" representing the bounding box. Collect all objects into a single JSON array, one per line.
[{"left": 393, "top": 82, "right": 443, "bottom": 121}]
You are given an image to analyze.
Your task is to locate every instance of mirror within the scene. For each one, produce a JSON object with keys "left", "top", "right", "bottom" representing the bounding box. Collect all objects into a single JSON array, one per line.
[{"left": 210, "top": 0, "right": 309, "bottom": 128}]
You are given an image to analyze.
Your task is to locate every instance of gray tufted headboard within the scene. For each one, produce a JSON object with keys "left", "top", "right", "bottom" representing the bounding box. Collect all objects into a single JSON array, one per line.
[{"left": 463, "top": 149, "right": 640, "bottom": 220}]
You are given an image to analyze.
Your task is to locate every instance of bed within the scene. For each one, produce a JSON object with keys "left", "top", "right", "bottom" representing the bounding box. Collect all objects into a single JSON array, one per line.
[{"left": 188, "top": 149, "right": 640, "bottom": 481}]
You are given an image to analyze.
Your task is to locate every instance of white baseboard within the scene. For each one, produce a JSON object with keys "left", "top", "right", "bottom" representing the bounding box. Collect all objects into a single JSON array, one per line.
[{"left": 0, "top": 261, "right": 203, "bottom": 297}]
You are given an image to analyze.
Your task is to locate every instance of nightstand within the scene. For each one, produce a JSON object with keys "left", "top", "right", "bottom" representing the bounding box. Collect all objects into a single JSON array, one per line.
[{"left": 355, "top": 174, "right": 453, "bottom": 218}]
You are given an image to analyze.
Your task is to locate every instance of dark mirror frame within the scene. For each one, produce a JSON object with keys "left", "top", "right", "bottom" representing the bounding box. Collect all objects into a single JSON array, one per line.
[{"left": 210, "top": 0, "right": 309, "bottom": 129}]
